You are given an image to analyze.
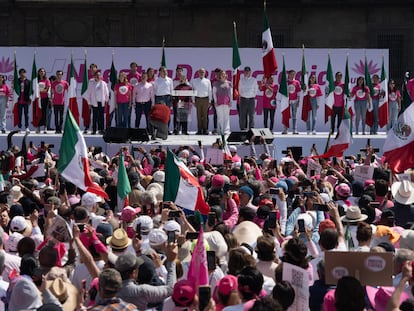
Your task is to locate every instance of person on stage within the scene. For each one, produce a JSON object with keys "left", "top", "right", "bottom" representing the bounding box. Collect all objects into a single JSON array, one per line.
[
  {"left": 15, "top": 68, "right": 31, "bottom": 132},
  {"left": 127, "top": 62, "right": 141, "bottom": 128},
  {"left": 238, "top": 66, "right": 258, "bottom": 130},
  {"left": 37, "top": 68, "right": 50, "bottom": 134},
  {"left": 213, "top": 70, "right": 232, "bottom": 135},
  {"left": 84, "top": 71, "right": 109, "bottom": 135},
  {"left": 387, "top": 79, "right": 401, "bottom": 131},
  {"left": 0, "top": 75, "right": 11, "bottom": 134},
  {"left": 133, "top": 70, "right": 154, "bottom": 132},
  {"left": 351, "top": 76, "right": 371, "bottom": 135},
  {"left": 114, "top": 72, "right": 132, "bottom": 128},
  {"left": 50, "top": 70, "right": 68, "bottom": 134},
  {"left": 192, "top": 68, "right": 212, "bottom": 135},
  {"left": 260, "top": 75, "right": 278, "bottom": 132},
  {"left": 330, "top": 72, "right": 345, "bottom": 135},
  {"left": 306, "top": 74, "right": 323, "bottom": 135},
  {"left": 282, "top": 70, "right": 301, "bottom": 134},
  {"left": 153, "top": 66, "right": 173, "bottom": 132},
  {"left": 370, "top": 74, "right": 381, "bottom": 134},
  {"left": 174, "top": 74, "right": 193, "bottom": 135}
]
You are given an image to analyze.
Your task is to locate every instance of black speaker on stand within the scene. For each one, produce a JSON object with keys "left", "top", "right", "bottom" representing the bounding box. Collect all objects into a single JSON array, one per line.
[
  {"left": 129, "top": 128, "right": 149, "bottom": 142},
  {"left": 247, "top": 128, "right": 274, "bottom": 144},
  {"left": 227, "top": 131, "right": 249, "bottom": 144}
]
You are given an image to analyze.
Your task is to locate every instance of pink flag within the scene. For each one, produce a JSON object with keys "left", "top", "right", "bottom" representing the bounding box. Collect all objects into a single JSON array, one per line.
[{"left": 187, "top": 226, "right": 209, "bottom": 288}]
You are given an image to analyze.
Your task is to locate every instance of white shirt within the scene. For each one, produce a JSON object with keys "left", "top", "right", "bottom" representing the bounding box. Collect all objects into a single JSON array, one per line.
[
  {"left": 239, "top": 76, "right": 258, "bottom": 98},
  {"left": 192, "top": 77, "right": 212, "bottom": 101},
  {"left": 1, "top": 250, "right": 21, "bottom": 282},
  {"left": 154, "top": 76, "right": 173, "bottom": 96},
  {"left": 84, "top": 79, "right": 109, "bottom": 107},
  {"left": 0, "top": 276, "right": 8, "bottom": 311}
]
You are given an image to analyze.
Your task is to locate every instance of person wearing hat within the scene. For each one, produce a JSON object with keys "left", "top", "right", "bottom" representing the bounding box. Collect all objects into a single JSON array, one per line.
[
  {"left": 162, "top": 279, "right": 197, "bottom": 310},
  {"left": 282, "top": 70, "right": 301, "bottom": 135},
  {"left": 192, "top": 68, "right": 212, "bottom": 135},
  {"left": 89, "top": 268, "right": 137, "bottom": 311},
  {"left": 341, "top": 205, "right": 369, "bottom": 249},
  {"left": 238, "top": 66, "right": 258, "bottom": 131},
  {"left": 81, "top": 192, "right": 105, "bottom": 229},
  {"left": 238, "top": 186, "right": 256, "bottom": 210},
  {"left": 116, "top": 244, "right": 178, "bottom": 311},
  {"left": 392, "top": 179, "right": 414, "bottom": 227}
]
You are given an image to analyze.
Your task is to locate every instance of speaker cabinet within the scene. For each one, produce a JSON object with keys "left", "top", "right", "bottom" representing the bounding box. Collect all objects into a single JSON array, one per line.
[
  {"left": 102, "top": 127, "right": 130, "bottom": 143},
  {"left": 129, "top": 128, "right": 149, "bottom": 142},
  {"left": 247, "top": 128, "right": 274, "bottom": 144},
  {"left": 227, "top": 131, "right": 249, "bottom": 143}
]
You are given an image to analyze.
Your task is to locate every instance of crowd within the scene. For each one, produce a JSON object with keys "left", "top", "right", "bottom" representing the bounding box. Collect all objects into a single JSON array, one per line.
[
  {"left": 0, "top": 134, "right": 413, "bottom": 311},
  {"left": 0, "top": 61, "right": 407, "bottom": 138}
]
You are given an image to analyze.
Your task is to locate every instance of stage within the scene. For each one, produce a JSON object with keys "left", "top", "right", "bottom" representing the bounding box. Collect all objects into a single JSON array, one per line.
[{"left": 1, "top": 130, "right": 388, "bottom": 161}]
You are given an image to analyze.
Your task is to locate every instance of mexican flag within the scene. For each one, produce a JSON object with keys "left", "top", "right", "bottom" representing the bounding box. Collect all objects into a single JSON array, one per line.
[
  {"left": 30, "top": 54, "right": 41, "bottom": 128},
  {"left": 116, "top": 151, "right": 131, "bottom": 212},
  {"left": 262, "top": 7, "right": 277, "bottom": 78},
  {"left": 232, "top": 21, "right": 241, "bottom": 100},
  {"left": 81, "top": 55, "right": 91, "bottom": 129},
  {"left": 383, "top": 102, "right": 414, "bottom": 173},
  {"left": 313, "top": 109, "right": 352, "bottom": 159},
  {"left": 378, "top": 57, "right": 389, "bottom": 127},
  {"left": 12, "top": 53, "right": 20, "bottom": 127},
  {"left": 57, "top": 110, "right": 108, "bottom": 199},
  {"left": 164, "top": 149, "right": 209, "bottom": 215},
  {"left": 365, "top": 56, "right": 375, "bottom": 127},
  {"left": 107, "top": 57, "right": 117, "bottom": 128},
  {"left": 325, "top": 54, "right": 335, "bottom": 123},
  {"left": 300, "top": 48, "right": 311, "bottom": 122},
  {"left": 68, "top": 56, "right": 80, "bottom": 125},
  {"left": 277, "top": 56, "right": 289, "bottom": 128}
]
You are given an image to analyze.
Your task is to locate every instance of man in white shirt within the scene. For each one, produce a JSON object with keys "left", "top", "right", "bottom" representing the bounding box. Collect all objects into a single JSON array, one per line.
[
  {"left": 238, "top": 66, "right": 258, "bottom": 130},
  {"left": 84, "top": 71, "right": 109, "bottom": 135},
  {"left": 153, "top": 66, "right": 173, "bottom": 108},
  {"left": 192, "top": 68, "right": 212, "bottom": 135}
]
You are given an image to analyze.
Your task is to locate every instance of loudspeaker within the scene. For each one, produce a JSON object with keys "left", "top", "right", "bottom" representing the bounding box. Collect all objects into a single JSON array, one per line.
[
  {"left": 286, "top": 146, "right": 303, "bottom": 162},
  {"left": 227, "top": 131, "right": 249, "bottom": 143},
  {"left": 103, "top": 127, "right": 130, "bottom": 143},
  {"left": 247, "top": 128, "right": 274, "bottom": 144},
  {"left": 129, "top": 128, "right": 150, "bottom": 142}
]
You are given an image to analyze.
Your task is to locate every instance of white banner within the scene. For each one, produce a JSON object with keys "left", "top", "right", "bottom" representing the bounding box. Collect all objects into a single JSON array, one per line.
[{"left": 0, "top": 47, "right": 388, "bottom": 132}]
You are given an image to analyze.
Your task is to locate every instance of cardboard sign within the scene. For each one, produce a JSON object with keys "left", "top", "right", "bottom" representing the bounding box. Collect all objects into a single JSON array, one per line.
[
  {"left": 306, "top": 158, "right": 322, "bottom": 177},
  {"left": 325, "top": 251, "right": 393, "bottom": 286},
  {"left": 353, "top": 165, "right": 375, "bottom": 184},
  {"left": 205, "top": 148, "right": 223, "bottom": 165},
  {"left": 283, "top": 262, "right": 309, "bottom": 311},
  {"left": 47, "top": 215, "right": 73, "bottom": 242}
]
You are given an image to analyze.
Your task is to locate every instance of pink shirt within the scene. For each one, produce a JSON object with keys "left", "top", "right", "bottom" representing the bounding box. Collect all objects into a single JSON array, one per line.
[
  {"left": 115, "top": 83, "right": 133, "bottom": 104},
  {"left": 288, "top": 79, "right": 301, "bottom": 100},
  {"left": 260, "top": 82, "right": 278, "bottom": 109},
  {"left": 133, "top": 81, "right": 154, "bottom": 104},
  {"left": 308, "top": 84, "right": 323, "bottom": 98},
  {"left": 372, "top": 83, "right": 381, "bottom": 100},
  {"left": 0, "top": 84, "right": 11, "bottom": 98},
  {"left": 333, "top": 81, "right": 345, "bottom": 107},
  {"left": 51, "top": 80, "right": 69, "bottom": 105},
  {"left": 388, "top": 90, "right": 401, "bottom": 102},
  {"left": 127, "top": 72, "right": 141, "bottom": 86},
  {"left": 38, "top": 78, "right": 51, "bottom": 99},
  {"left": 351, "top": 85, "right": 369, "bottom": 101}
]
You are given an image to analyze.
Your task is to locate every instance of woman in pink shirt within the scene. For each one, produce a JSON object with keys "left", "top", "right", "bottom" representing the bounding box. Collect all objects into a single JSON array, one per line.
[
  {"left": 0, "top": 75, "right": 10, "bottom": 133},
  {"left": 306, "top": 74, "right": 323, "bottom": 134},
  {"left": 260, "top": 76, "right": 278, "bottom": 132},
  {"left": 114, "top": 72, "right": 132, "bottom": 128},
  {"left": 351, "top": 76, "right": 371, "bottom": 135},
  {"left": 37, "top": 68, "right": 50, "bottom": 134}
]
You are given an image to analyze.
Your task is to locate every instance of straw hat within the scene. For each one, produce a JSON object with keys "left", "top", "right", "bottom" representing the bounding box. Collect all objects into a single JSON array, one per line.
[
  {"left": 106, "top": 228, "right": 131, "bottom": 250},
  {"left": 391, "top": 180, "right": 414, "bottom": 205},
  {"left": 341, "top": 206, "right": 368, "bottom": 223},
  {"left": 233, "top": 221, "right": 262, "bottom": 246},
  {"left": 45, "top": 277, "right": 78, "bottom": 311}
]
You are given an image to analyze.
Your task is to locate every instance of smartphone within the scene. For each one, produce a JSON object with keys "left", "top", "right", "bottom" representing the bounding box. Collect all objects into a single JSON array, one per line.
[
  {"left": 370, "top": 202, "right": 380, "bottom": 208},
  {"left": 142, "top": 205, "right": 148, "bottom": 215},
  {"left": 313, "top": 203, "right": 329, "bottom": 212},
  {"left": 310, "top": 169, "right": 315, "bottom": 177},
  {"left": 167, "top": 231, "right": 176, "bottom": 244},
  {"left": 332, "top": 157, "right": 338, "bottom": 165},
  {"left": 162, "top": 202, "right": 171, "bottom": 210},
  {"left": 77, "top": 223, "right": 85, "bottom": 232},
  {"left": 223, "top": 183, "right": 230, "bottom": 193},
  {"left": 135, "top": 223, "right": 141, "bottom": 240},
  {"left": 298, "top": 219, "right": 306, "bottom": 233},
  {"left": 269, "top": 188, "right": 279, "bottom": 195},
  {"left": 185, "top": 231, "right": 199, "bottom": 240},
  {"left": 268, "top": 211, "right": 278, "bottom": 229},
  {"left": 48, "top": 144, "right": 55, "bottom": 149},
  {"left": 168, "top": 210, "right": 181, "bottom": 218},
  {"left": 207, "top": 212, "right": 216, "bottom": 227},
  {"left": 198, "top": 286, "right": 211, "bottom": 311},
  {"left": 207, "top": 251, "right": 216, "bottom": 270},
  {"left": 198, "top": 140, "right": 202, "bottom": 147}
]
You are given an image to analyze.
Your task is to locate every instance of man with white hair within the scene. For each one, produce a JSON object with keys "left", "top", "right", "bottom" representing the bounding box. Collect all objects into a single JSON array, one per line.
[{"left": 81, "top": 192, "right": 105, "bottom": 228}]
